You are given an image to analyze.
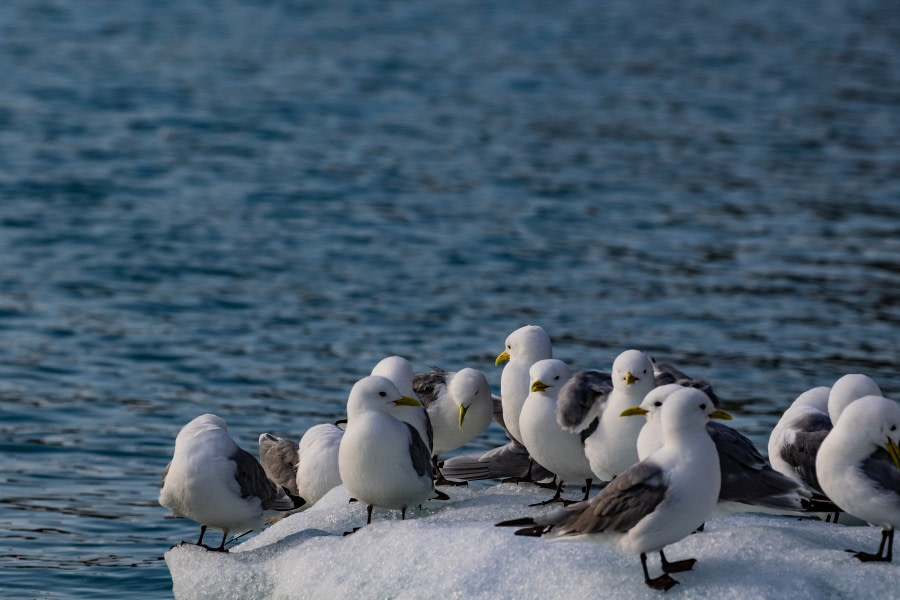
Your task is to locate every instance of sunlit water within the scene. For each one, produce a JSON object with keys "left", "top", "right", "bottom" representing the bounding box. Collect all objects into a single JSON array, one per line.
[{"left": 1, "top": 0, "right": 898, "bottom": 597}]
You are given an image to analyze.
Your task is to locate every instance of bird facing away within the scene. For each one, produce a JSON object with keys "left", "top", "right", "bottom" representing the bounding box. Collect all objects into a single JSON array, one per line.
[
  {"left": 498, "top": 388, "right": 732, "bottom": 591},
  {"left": 828, "top": 374, "right": 882, "bottom": 425},
  {"left": 338, "top": 376, "right": 436, "bottom": 527},
  {"left": 519, "top": 359, "right": 594, "bottom": 504},
  {"left": 160, "top": 414, "right": 303, "bottom": 552},
  {"left": 817, "top": 395, "right": 900, "bottom": 562},
  {"left": 767, "top": 387, "right": 833, "bottom": 495}
]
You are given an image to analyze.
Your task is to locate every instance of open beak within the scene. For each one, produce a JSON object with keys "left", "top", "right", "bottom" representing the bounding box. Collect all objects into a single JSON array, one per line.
[
  {"left": 495, "top": 351, "right": 510, "bottom": 366},
  {"left": 887, "top": 438, "right": 900, "bottom": 468},
  {"left": 620, "top": 405, "right": 649, "bottom": 417},
  {"left": 393, "top": 396, "right": 422, "bottom": 407},
  {"left": 530, "top": 379, "right": 549, "bottom": 393},
  {"left": 458, "top": 405, "right": 468, "bottom": 428},
  {"left": 709, "top": 409, "right": 732, "bottom": 421},
  {"left": 624, "top": 371, "right": 638, "bottom": 385}
]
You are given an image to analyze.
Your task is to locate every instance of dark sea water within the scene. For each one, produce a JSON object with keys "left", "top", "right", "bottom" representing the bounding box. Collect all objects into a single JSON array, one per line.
[{"left": 0, "top": 0, "right": 898, "bottom": 597}]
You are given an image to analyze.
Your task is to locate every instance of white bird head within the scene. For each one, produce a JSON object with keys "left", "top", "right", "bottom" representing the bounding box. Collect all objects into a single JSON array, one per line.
[
  {"left": 347, "top": 375, "right": 421, "bottom": 418},
  {"left": 448, "top": 368, "right": 491, "bottom": 427},
  {"left": 528, "top": 359, "right": 572, "bottom": 396},
  {"left": 832, "top": 395, "right": 900, "bottom": 466},
  {"left": 621, "top": 383, "right": 686, "bottom": 421},
  {"left": 496, "top": 324, "right": 552, "bottom": 367},
  {"left": 611, "top": 349, "right": 655, "bottom": 395},
  {"left": 654, "top": 388, "right": 731, "bottom": 434},
  {"left": 828, "top": 374, "right": 882, "bottom": 425},
  {"left": 371, "top": 356, "right": 417, "bottom": 398}
]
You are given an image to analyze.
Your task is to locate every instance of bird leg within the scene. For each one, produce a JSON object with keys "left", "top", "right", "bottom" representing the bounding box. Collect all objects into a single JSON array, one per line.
[
  {"left": 401, "top": 507, "right": 406, "bottom": 520},
  {"left": 367, "top": 504, "right": 374, "bottom": 525},
  {"left": 529, "top": 479, "right": 572, "bottom": 507},
  {"left": 659, "top": 549, "right": 696, "bottom": 573},
  {"left": 207, "top": 531, "right": 229, "bottom": 553},
  {"left": 433, "top": 459, "right": 467, "bottom": 487},
  {"left": 851, "top": 528, "right": 893, "bottom": 562},
  {"left": 580, "top": 478, "right": 592, "bottom": 502},
  {"left": 640, "top": 553, "right": 679, "bottom": 591}
]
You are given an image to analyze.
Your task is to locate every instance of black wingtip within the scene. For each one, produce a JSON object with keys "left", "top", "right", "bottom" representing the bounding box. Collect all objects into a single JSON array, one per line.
[
  {"left": 496, "top": 517, "right": 537, "bottom": 528},
  {"left": 514, "top": 525, "right": 551, "bottom": 537},
  {"left": 288, "top": 493, "right": 306, "bottom": 509},
  {"left": 334, "top": 418, "right": 348, "bottom": 426},
  {"left": 801, "top": 497, "right": 840, "bottom": 513}
]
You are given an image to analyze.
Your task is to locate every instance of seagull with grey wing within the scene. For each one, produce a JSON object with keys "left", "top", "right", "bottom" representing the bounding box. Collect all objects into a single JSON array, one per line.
[
  {"left": 498, "top": 388, "right": 733, "bottom": 591},
  {"left": 338, "top": 376, "right": 441, "bottom": 529},
  {"left": 160, "top": 414, "right": 305, "bottom": 552}
]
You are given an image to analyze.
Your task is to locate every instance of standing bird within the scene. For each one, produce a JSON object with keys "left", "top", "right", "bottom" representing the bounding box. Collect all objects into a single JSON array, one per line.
[
  {"left": 498, "top": 388, "right": 732, "bottom": 591},
  {"left": 160, "top": 414, "right": 304, "bottom": 552},
  {"left": 818, "top": 395, "right": 900, "bottom": 562},
  {"left": 630, "top": 385, "right": 827, "bottom": 515},
  {"left": 519, "top": 359, "right": 595, "bottom": 505},
  {"left": 560, "top": 349, "right": 656, "bottom": 482},
  {"left": 767, "top": 387, "right": 833, "bottom": 495},
  {"left": 413, "top": 367, "right": 493, "bottom": 486},
  {"left": 338, "top": 376, "right": 436, "bottom": 527}
]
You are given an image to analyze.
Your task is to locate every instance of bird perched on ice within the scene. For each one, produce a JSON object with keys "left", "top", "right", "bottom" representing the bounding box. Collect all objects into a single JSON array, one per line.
[
  {"left": 160, "top": 414, "right": 304, "bottom": 552},
  {"left": 630, "top": 384, "right": 827, "bottom": 515},
  {"left": 338, "top": 376, "right": 437, "bottom": 526},
  {"left": 498, "top": 388, "right": 732, "bottom": 591},
  {"left": 559, "top": 349, "right": 656, "bottom": 482},
  {"left": 413, "top": 367, "right": 493, "bottom": 485},
  {"left": 519, "top": 359, "right": 595, "bottom": 504},
  {"left": 817, "top": 395, "right": 900, "bottom": 562}
]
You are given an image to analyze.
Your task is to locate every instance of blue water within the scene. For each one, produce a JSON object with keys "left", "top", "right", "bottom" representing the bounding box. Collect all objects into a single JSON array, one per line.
[{"left": 1, "top": 0, "right": 898, "bottom": 597}]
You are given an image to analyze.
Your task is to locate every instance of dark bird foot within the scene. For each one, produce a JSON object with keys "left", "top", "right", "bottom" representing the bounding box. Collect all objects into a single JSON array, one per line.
[
  {"left": 534, "top": 479, "right": 559, "bottom": 490},
  {"left": 528, "top": 496, "right": 567, "bottom": 507},
  {"left": 849, "top": 550, "right": 890, "bottom": 562},
  {"left": 661, "top": 558, "right": 696, "bottom": 573},
  {"left": 500, "top": 476, "right": 528, "bottom": 485},
  {"left": 342, "top": 527, "right": 362, "bottom": 537},
  {"left": 349, "top": 498, "right": 358, "bottom": 504},
  {"left": 496, "top": 517, "right": 536, "bottom": 527},
  {"left": 431, "top": 489, "right": 451, "bottom": 501},
  {"left": 435, "top": 475, "right": 468, "bottom": 487},
  {"left": 645, "top": 574, "right": 679, "bottom": 591},
  {"left": 206, "top": 546, "right": 229, "bottom": 553},
  {"left": 514, "top": 525, "right": 551, "bottom": 537}
]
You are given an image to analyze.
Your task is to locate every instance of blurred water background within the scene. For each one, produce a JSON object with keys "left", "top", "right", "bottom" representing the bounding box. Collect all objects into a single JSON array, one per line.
[{"left": 0, "top": 0, "right": 898, "bottom": 597}]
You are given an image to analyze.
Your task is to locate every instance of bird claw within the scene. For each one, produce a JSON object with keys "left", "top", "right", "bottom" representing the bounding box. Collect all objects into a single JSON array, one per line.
[
  {"left": 661, "top": 558, "right": 696, "bottom": 573},
  {"left": 435, "top": 476, "right": 468, "bottom": 487},
  {"left": 850, "top": 550, "right": 888, "bottom": 562},
  {"left": 645, "top": 574, "right": 679, "bottom": 591},
  {"left": 342, "top": 527, "right": 362, "bottom": 537}
]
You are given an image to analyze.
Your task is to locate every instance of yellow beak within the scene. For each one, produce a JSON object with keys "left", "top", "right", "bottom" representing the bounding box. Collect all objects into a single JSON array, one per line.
[
  {"left": 624, "top": 371, "right": 638, "bottom": 385},
  {"left": 495, "top": 351, "right": 510, "bottom": 366},
  {"left": 393, "top": 396, "right": 422, "bottom": 407},
  {"left": 530, "top": 379, "right": 549, "bottom": 393},
  {"left": 709, "top": 409, "right": 732, "bottom": 421},
  {"left": 620, "top": 405, "right": 649, "bottom": 417},
  {"left": 887, "top": 437, "right": 900, "bottom": 468},
  {"left": 458, "top": 404, "right": 468, "bottom": 428}
]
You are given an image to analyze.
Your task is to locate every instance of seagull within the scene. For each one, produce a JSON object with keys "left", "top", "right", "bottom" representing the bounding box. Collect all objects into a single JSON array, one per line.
[
  {"left": 498, "top": 388, "right": 732, "bottom": 591},
  {"left": 629, "top": 385, "right": 827, "bottom": 515},
  {"left": 495, "top": 324, "right": 553, "bottom": 447},
  {"left": 559, "top": 349, "right": 656, "bottom": 482},
  {"left": 412, "top": 367, "right": 493, "bottom": 486},
  {"left": 338, "top": 376, "right": 436, "bottom": 527},
  {"left": 519, "top": 359, "right": 595, "bottom": 505},
  {"left": 767, "top": 387, "right": 833, "bottom": 495},
  {"left": 817, "top": 395, "right": 900, "bottom": 562},
  {"left": 258, "top": 423, "right": 345, "bottom": 512},
  {"left": 371, "top": 356, "right": 433, "bottom": 452},
  {"left": 828, "top": 374, "right": 882, "bottom": 425},
  {"left": 160, "top": 414, "right": 304, "bottom": 552}
]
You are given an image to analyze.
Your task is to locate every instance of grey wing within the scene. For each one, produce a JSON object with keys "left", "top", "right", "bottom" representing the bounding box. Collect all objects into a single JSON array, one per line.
[
  {"left": 439, "top": 441, "right": 554, "bottom": 482},
  {"left": 556, "top": 461, "right": 667, "bottom": 536},
  {"left": 708, "top": 422, "right": 767, "bottom": 471},
  {"left": 412, "top": 368, "right": 449, "bottom": 409},
  {"left": 258, "top": 433, "right": 300, "bottom": 496},
  {"left": 232, "top": 446, "right": 294, "bottom": 511},
  {"left": 860, "top": 453, "right": 900, "bottom": 501},
  {"left": 652, "top": 361, "right": 718, "bottom": 405},
  {"left": 557, "top": 371, "right": 612, "bottom": 432},
  {"left": 405, "top": 423, "right": 434, "bottom": 479},
  {"left": 779, "top": 430, "right": 829, "bottom": 494}
]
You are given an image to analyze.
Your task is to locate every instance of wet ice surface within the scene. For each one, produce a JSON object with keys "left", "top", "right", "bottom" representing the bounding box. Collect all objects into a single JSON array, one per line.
[{"left": 166, "top": 483, "right": 897, "bottom": 600}]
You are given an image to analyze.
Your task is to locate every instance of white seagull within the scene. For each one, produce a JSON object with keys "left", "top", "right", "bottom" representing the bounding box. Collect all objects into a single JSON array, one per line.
[
  {"left": 371, "top": 355, "right": 433, "bottom": 452},
  {"left": 160, "top": 414, "right": 303, "bottom": 552},
  {"left": 767, "top": 387, "right": 833, "bottom": 495},
  {"left": 519, "top": 359, "right": 595, "bottom": 504},
  {"left": 828, "top": 373, "right": 882, "bottom": 425},
  {"left": 629, "top": 385, "right": 825, "bottom": 515},
  {"left": 498, "top": 388, "right": 732, "bottom": 591},
  {"left": 412, "top": 367, "right": 493, "bottom": 485},
  {"left": 338, "top": 376, "right": 436, "bottom": 526},
  {"left": 560, "top": 349, "right": 656, "bottom": 482},
  {"left": 817, "top": 395, "right": 900, "bottom": 562}
]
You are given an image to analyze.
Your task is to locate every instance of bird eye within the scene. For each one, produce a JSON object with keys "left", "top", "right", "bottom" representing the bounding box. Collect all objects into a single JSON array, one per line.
[
  {"left": 379, "top": 391, "right": 386, "bottom": 397},
  {"left": 654, "top": 401, "right": 662, "bottom": 407},
  {"left": 892, "top": 425, "right": 897, "bottom": 431},
  {"left": 554, "top": 375, "right": 559, "bottom": 380},
  {"left": 699, "top": 403, "right": 707, "bottom": 410},
  {"left": 643, "top": 369, "right": 647, "bottom": 374}
]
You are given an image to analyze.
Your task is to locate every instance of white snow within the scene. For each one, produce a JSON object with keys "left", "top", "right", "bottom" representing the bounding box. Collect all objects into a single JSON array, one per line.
[{"left": 165, "top": 483, "right": 898, "bottom": 600}]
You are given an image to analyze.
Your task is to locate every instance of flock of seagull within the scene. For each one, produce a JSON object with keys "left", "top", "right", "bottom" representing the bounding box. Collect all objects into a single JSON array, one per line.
[{"left": 159, "top": 324, "right": 900, "bottom": 591}]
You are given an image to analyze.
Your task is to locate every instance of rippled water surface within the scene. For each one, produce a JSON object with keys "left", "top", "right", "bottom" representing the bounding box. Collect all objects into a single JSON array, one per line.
[{"left": 1, "top": 0, "right": 899, "bottom": 597}]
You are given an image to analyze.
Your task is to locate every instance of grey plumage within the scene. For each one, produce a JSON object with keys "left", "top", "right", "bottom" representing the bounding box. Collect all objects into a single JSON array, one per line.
[
  {"left": 258, "top": 433, "right": 300, "bottom": 496},
  {"left": 405, "top": 423, "right": 433, "bottom": 479},
  {"left": 708, "top": 422, "right": 813, "bottom": 509},
  {"left": 556, "top": 371, "right": 613, "bottom": 432},
  {"left": 778, "top": 414, "right": 832, "bottom": 495},
  {"left": 412, "top": 369, "right": 449, "bottom": 408},
  {"left": 652, "top": 361, "right": 719, "bottom": 405},
  {"left": 232, "top": 447, "right": 297, "bottom": 511},
  {"left": 439, "top": 439, "right": 553, "bottom": 482},
  {"left": 860, "top": 452, "right": 900, "bottom": 500}
]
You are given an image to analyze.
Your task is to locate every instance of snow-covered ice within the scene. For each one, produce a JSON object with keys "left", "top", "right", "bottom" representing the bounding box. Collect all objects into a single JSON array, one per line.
[{"left": 165, "top": 483, "right": 898, "bottom": 599}]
